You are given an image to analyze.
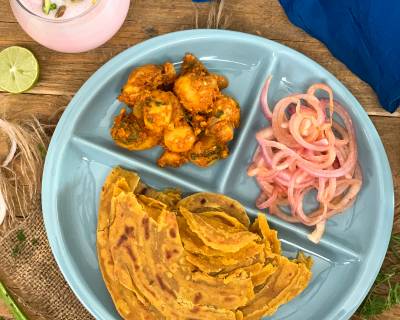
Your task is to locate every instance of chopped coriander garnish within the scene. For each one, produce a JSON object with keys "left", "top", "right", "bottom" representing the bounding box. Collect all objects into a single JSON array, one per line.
[
  {"left": 127, "top": 131, "right": 139, "bottom": 142},
  {"left": 215, "top": 110, "right": 224, "bottom": 118},
  {"left": 190, "top": 146, "right": 221, "bottom": 160},
  {"left": 183, "top": 112, "right": 191, "bottom": 123},
  {"left": 31, "top": 238, "right": 39, "bottom": 246}
]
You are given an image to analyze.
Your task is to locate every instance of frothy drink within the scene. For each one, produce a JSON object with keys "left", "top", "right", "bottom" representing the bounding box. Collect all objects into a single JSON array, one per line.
[
  {"left": 10, "top": 0, "right": 130, "bottom": 53},
  {"left": 20, "top": 0, "right": 95, "bottom": 19}
]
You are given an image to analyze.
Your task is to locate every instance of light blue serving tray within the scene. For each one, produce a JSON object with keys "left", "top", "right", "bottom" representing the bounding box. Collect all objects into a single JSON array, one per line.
[{"left": 42, "top": 30, "right": 394, "bottom": 320}]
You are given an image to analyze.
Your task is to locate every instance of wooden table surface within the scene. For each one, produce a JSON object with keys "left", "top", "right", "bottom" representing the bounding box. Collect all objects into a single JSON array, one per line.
[{"left": 0, "top": 0, "right": 399, "bottom": 319}]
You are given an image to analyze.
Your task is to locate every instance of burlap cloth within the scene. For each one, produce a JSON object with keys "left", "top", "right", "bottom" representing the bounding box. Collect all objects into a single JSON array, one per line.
[
  {"left": 0, "top": 212, "right": 93, "bottom": 319},
  {"left": 0, "top": 1, "right": 398, "bottom": 319}
]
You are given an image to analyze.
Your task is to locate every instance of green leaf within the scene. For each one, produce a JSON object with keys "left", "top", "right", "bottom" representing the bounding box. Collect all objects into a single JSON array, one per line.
[
  {"left": 358, "top": 256, "right": 400, "bottom": 318},
  {"left": 358, "top": 232, "right": 400, "bottom": 318},
  {"left": 16, "top": 229, "right": 26, "bottom": 242},
  {"left": 360, "top": 294, "right": 387, "bottom": 317},
  {"left": 389, "top": 283, "right": 400, "bottom": 306},
  {"left": 389, "top": 233, "right": 400, "bottom": 261},
  {"left": 0, "top": 281, "right": 28, "bottom": 320}
]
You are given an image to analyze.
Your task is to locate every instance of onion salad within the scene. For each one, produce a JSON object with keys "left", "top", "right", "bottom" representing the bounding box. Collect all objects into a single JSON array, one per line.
[{"left": 248, "top": 77, "right": 362, "bottom": 243}]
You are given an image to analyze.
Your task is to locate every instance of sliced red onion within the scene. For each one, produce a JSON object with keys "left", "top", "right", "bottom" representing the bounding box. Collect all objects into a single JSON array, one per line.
[{"left": 248, "top": 77, "right": 362, "bottom": 243}]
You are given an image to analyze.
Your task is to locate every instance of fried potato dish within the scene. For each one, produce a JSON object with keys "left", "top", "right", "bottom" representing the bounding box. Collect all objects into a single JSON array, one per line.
[
  {"left": 111, "top": 54, "right": 241, "bottom": 168},
  {"left": 97, "top": 167, "right": 313, "bottom": 320}
]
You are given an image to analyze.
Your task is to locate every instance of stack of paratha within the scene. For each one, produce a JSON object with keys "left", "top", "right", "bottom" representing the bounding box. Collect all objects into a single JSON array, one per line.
[{"left": 97, "top": 167, "right": 312, "bottom": 320}]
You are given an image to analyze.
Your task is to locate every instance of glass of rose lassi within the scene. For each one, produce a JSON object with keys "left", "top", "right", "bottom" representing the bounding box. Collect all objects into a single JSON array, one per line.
[{"left": 10, "top": 0, "right": 130, "bottom": 53}]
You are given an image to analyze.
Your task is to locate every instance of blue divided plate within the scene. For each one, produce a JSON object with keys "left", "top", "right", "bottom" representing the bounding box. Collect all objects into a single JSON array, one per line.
[{"left": 42, "top": 30, "right": 394, "bottom": 320}]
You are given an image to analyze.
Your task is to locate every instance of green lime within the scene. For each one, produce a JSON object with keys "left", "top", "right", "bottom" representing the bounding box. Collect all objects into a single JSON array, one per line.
[{"left": 0, "top": 46, "right": 39, "bottom": 93}]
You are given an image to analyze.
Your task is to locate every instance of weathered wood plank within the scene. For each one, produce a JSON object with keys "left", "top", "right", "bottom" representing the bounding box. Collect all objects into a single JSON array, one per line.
[
  {"left": 0, "top": 93, "right": 70, "bottom": 121},
  {"left": 0, "top": 1, "right": 399, "bottom": 319},
  {"left": 370, "top": 116, "right": 400, "bottom": 230},
  {"left": 0, "top": 0, "right": 398, "bottom": 116}
]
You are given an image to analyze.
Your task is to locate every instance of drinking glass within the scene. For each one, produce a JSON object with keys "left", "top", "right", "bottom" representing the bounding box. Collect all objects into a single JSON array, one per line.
[{"left": 10, "top": 0, "right": 131, "bottom": 53}]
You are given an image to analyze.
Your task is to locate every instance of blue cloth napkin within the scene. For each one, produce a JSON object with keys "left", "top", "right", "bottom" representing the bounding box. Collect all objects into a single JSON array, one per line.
[{"left": 279, "top": 0, "right": 400, "bottom": 113}]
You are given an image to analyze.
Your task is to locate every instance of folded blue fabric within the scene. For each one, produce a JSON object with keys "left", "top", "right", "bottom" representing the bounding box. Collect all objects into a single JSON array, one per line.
[{"left": 279, "top": 0, "right": 400, "bottom": 113}]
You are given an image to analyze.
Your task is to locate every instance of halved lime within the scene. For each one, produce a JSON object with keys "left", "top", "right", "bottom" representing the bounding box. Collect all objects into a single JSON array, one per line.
[{"left": 0, "top": 46, "right": 39, "bottom": 93}]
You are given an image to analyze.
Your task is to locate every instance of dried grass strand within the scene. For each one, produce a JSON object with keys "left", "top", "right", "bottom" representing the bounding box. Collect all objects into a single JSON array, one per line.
[
  {"left": 0, "top": 119, "right": 18, "bottom": 167},
  {"left": 206, "top": 0, "right": 226, "bottom": 29},
  {"left": 206, "top": 2, "right": 215, "bottom": 28},
  {"left": 193, "top": 0, "right": 228, "bottom": 29},
  {"left": 0, "top": 117, "right": 48, "bottom": 231},
  {"left": 216, "top": 0, "right": 224, "bottom": 28},
  {"left": 193, "top": 2, "right": 199, "bottom": 29},
  {"left": 0, "top": 184, "right": 6, "bottom": 225}
]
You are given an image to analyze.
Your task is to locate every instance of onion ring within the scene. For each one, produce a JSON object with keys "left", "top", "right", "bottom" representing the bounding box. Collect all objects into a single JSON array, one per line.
[{"left": 248, "top": 78, "right": 362, "bottom": 243}]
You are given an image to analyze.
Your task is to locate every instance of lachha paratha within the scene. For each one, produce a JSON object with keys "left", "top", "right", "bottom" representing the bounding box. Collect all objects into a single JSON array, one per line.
[{"left": 97, "top": 167, "right": 312, "bottom": 320}]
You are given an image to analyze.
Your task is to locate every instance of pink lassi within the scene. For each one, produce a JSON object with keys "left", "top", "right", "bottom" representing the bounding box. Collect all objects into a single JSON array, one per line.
[
  {"left": 10, "top": 0, "right": 130, "bottom": 53},
  {"left": 20, "top": 0, "right": 95, "bottom": 19}
]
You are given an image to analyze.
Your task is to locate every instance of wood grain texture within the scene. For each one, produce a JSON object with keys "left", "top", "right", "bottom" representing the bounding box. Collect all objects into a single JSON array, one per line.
[
  {"left": 0, "top": 0, "right": 399, "bottom": 117},
  {"left": 0, "top": 0, "right": 398, "bottom": 319},
  {"left": 370, "top": 116, "right": 400, "bottom": 227}
]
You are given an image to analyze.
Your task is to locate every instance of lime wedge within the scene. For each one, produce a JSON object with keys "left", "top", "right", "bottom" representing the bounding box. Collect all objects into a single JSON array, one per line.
[{"left": 0, "top": 46, "right": 39, "bottom": 93}]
